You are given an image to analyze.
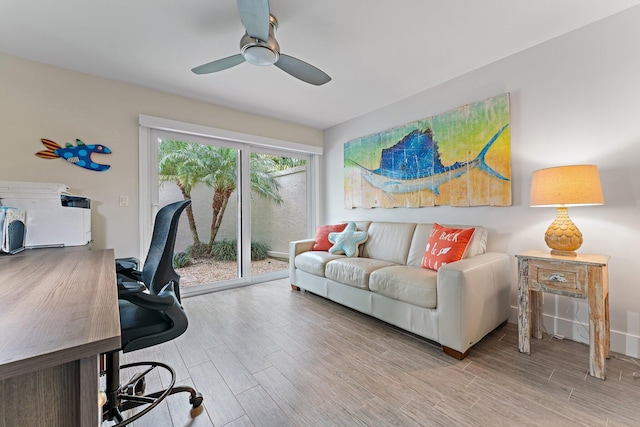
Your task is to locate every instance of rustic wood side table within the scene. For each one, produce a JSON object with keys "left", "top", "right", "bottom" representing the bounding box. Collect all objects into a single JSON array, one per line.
[{"left": 516, "top": 250, "right": 610, "bottom": 379}]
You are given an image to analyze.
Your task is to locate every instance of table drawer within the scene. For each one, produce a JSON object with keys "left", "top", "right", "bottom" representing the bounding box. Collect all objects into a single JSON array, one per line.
[{"left": 529, "top": 259, "right": 587, "bottom": 297}]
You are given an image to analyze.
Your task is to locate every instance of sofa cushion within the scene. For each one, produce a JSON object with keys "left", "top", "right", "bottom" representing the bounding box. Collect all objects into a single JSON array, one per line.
[
  {"left": 421, "top": 223, "right": 476, "bottom": 271},
  {"left": 361, "top": 222, "right": 417, "bottom": 265},
  {"left": 464, "top": 225, "right": 487, "bottom": 258},
  {"left": 328, "top": 222, "right": 369, "bottom": 257},
  {"left": 369, "top": 265, "right": 438, "bottom": 309},
  {"left": 295, "top": 251, "right": 345, "bottom": 277},
  {"left": 312, "top": 223, "right": 347, "bottom": 251},
  {"left": 325, "top": 258, "right": 396, "bottom": 289},
  {"left": 407, "top": 224, "right": 488, "bottom": 267}
]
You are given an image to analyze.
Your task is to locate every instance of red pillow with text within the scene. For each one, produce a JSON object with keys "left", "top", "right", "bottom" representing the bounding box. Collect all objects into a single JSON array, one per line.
[
  {"left": 421, "top": 223, "right": 476, "bottom": 271},
  {"left": 312, "top": 223, "right": 348, "bottom": 251}
]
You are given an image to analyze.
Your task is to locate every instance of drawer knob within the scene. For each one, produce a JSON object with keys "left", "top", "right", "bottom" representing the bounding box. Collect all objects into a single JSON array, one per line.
[{"left": 547, "top": 273, "right": 568, "bottom": 282}]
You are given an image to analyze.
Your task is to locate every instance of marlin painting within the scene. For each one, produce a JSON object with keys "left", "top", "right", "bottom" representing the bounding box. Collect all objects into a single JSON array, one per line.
[
  {"left": 347, "top": 124, "right": 509, "bottom": 196},
  {"left": 36, "top": 138, "right": 112, "bottom": 171}
]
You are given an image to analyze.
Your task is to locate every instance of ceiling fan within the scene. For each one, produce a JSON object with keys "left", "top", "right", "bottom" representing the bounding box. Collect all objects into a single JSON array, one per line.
[{"left": 191, "top": 0, "right": 331, "bottom": 86}]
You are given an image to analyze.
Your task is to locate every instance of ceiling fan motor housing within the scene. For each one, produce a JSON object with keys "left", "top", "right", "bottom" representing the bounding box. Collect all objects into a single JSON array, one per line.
[{"left": 240, "top": 14, "right": 280, "bottom": 66}]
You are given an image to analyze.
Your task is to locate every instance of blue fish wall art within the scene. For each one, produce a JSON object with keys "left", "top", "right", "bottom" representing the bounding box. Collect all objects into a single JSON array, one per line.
[
  {"left": 36, "top": 138, "right": 112, "bottom": 171},
  {"left": 344, "top": 93, "right": 511, "bottom": 208}
]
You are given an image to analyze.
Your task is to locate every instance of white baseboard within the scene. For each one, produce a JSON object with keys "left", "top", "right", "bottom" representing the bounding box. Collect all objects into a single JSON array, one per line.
[{"left": 508, "top": 306, "right": 640, "bottom": 359}]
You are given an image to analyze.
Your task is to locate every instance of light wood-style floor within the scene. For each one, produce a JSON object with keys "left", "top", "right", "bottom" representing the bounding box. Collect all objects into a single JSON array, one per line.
[{"left": 114, "top": 279, "right": 640, "bottom": 426}]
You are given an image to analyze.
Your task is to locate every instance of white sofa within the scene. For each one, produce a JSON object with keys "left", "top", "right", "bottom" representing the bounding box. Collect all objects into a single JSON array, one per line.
[{"left": 289, "top": 221, "right": 511, "bottom": 359}]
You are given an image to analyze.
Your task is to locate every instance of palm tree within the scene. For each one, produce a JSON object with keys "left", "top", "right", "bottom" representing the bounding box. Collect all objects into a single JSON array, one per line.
[
  {"left": 158, "top": 140, "right": 207, "bottom": 249},
  {"left": 201, "top": 149, "right": 283, "bottom": 252},
  {"left": 200, "top": 146, "right": 237, "bottom": 251},
  {"left": 159, "top": 140, "right": 283, "bottom": 254},
  {"left": 269, "top": 156, "right": 306, "bottom": 171},
  {"left": 249, "top": 153, "right": 284, "bottom": 203}
]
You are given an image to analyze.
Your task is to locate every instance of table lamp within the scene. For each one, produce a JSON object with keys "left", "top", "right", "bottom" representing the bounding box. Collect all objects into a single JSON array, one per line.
[{"left": 530, "top": 164, "right": 604, "bottom": 256}]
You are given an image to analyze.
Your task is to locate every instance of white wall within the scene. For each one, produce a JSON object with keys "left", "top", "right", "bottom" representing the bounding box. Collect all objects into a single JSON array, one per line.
[
  {"left": 323, "top": 7, "right": 640, "bottom": 357},
  {"left": 0, "top": 53, "right": 322, "bottom": 258}
]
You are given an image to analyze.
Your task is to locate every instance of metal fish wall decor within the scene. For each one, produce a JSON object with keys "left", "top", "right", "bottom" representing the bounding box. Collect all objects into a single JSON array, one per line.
[{"left": 344, "top": 93, "right": 511, "bottom": 208}]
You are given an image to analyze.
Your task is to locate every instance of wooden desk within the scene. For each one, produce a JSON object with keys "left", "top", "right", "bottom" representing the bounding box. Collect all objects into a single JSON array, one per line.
[
  {"left": 516, "top": 250, "right": 610, "bottom": 379},
  {"left": 0, "top": 247, "right": 120, "bottom": 426}
]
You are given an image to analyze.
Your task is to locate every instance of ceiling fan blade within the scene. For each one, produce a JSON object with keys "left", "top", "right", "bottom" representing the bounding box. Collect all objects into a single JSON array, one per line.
[
  {"left": 275, "top": 54, "right": 331, "bottom": 86},
  {"left": 237, "top": 0, "right": 270, "bottom": 42},
  {"left": 191, "top": 54, "right": 246, "bottom": 75}
]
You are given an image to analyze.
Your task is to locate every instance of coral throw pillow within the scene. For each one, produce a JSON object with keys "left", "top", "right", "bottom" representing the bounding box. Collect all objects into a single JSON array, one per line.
[
  {"left": 312, "top": 223, "right": 348, "bottom": 251},
  {"left": 421, "top": 223, "right": 476, "bottom": 271}
]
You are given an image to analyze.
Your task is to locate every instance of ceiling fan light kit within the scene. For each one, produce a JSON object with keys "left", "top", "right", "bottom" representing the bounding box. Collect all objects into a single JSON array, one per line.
[
  {"left": 240, "top": 15, "right": 279, "bottom": 66},
  {"left": 242, "top": 45, "right": 278, "bottom": 66},
  {"left": 191, "top": 0, "right": 330, "bottom": 85}
]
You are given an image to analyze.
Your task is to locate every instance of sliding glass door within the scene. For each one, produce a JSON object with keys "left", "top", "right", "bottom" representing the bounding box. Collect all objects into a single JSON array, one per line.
[
  {"left": 249, "top": 148, "right": 310, "bottom": 281},
  {"left": 147, "top": 128, "right": 313, "bottom": 295},
  {"left": 155, "top": 131, "right": 242, "bottom": 293}
]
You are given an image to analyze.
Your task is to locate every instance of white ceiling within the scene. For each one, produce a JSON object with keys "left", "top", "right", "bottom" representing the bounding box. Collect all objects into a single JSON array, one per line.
[{"left": 1, "top": 1, "right": 638, "bottom": 129}]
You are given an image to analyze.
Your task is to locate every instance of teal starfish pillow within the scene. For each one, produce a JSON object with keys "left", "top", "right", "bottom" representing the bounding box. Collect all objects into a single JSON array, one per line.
[{"left": 328, "top": 222, "right": 368, "bottom": 257}]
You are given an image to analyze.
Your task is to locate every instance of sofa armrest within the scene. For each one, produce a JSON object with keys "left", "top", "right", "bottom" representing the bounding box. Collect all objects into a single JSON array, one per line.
[
  {"left": 436, "top": 252, "right": 511, "bottom": 354},
  {"left": 289, "top": 239, "right": 316, "bottom": 284}
]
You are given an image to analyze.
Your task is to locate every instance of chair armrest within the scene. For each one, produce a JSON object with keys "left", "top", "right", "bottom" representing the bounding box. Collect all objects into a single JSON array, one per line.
[
  {"left": 117, "top": 279, "right": 147, "bottom": 296},
  {"left": 289, "top": 239, "right": 316, "bottom": 283},
  {"left": 116, "top": 256, "right": 140, "bottom": 270},
  {"left": 119, "top": 281, "right": 178, "bottom": 311},
  {"left": 117, "top": 270, "right": 143, "bottom": 282},
  {"left": 436, "top": 252, "right": 511, "bottom": 354},
  {"left": 116, "top": 257, "right": 142, "bottom": 282}
]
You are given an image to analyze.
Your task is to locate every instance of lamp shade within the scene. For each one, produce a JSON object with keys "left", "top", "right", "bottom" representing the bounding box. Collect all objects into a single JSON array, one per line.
[{"left": 530, "top": 164, "right": 604, "bottom": 207}]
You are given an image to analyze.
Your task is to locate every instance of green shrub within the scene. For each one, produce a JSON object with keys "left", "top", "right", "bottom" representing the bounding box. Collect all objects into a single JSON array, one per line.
[
  {"left": 251, "top": 240, "right": 270, "bottom": 261},
  {"left": 210, "top": 239, "right": 271, "bottom": 261},
  {"left": 211, "top": 239, "right": 237, "bottom": 261},
  {"left": 186, "top": 243, "right": 210, "bottom": 259},
  {"left": 173, "top": 251, "right": 192, "bottom": 268}
]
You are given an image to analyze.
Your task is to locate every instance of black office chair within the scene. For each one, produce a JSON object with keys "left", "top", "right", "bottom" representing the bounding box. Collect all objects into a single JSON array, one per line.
[
  {"left": 115, "top": 202, "right": 184, "bottom": 301},
  {"left": 103, "top": 200, "right": 203, "bottom": 426}
]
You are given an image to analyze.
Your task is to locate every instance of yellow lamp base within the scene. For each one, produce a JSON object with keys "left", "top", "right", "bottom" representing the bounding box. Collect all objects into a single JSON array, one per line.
[{"left": 544, "top": 207, "right": 583, "bottom": 257}]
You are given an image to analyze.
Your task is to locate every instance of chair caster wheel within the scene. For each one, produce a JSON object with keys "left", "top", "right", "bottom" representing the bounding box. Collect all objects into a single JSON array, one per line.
[
  {"left": 189, "top": 392, "right": 204, "bottom": 418},
  {"left": 190, "top": 392, "right": 203, "bottom": 408}
]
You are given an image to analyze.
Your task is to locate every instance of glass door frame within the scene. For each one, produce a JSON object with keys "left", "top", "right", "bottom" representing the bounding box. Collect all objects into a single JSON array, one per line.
[
  {"left": 152, "top": 128, "right": 247, "bottom": 293},
  {"left": 138, "top": 115, "right": 321, "bottom": 296},
  {"left": 248, "top": 145, "right": 315, "bottom": 283}
]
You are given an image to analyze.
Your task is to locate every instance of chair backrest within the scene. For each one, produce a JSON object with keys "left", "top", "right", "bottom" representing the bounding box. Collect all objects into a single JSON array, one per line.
[{"left": 141, "top": 200, "right": 191, "bottom": 298}]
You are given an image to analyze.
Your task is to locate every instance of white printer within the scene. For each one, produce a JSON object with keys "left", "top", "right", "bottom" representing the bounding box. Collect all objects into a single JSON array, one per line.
[{"left": 0, "top": 181, "right": 91, "bottom": 248}]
